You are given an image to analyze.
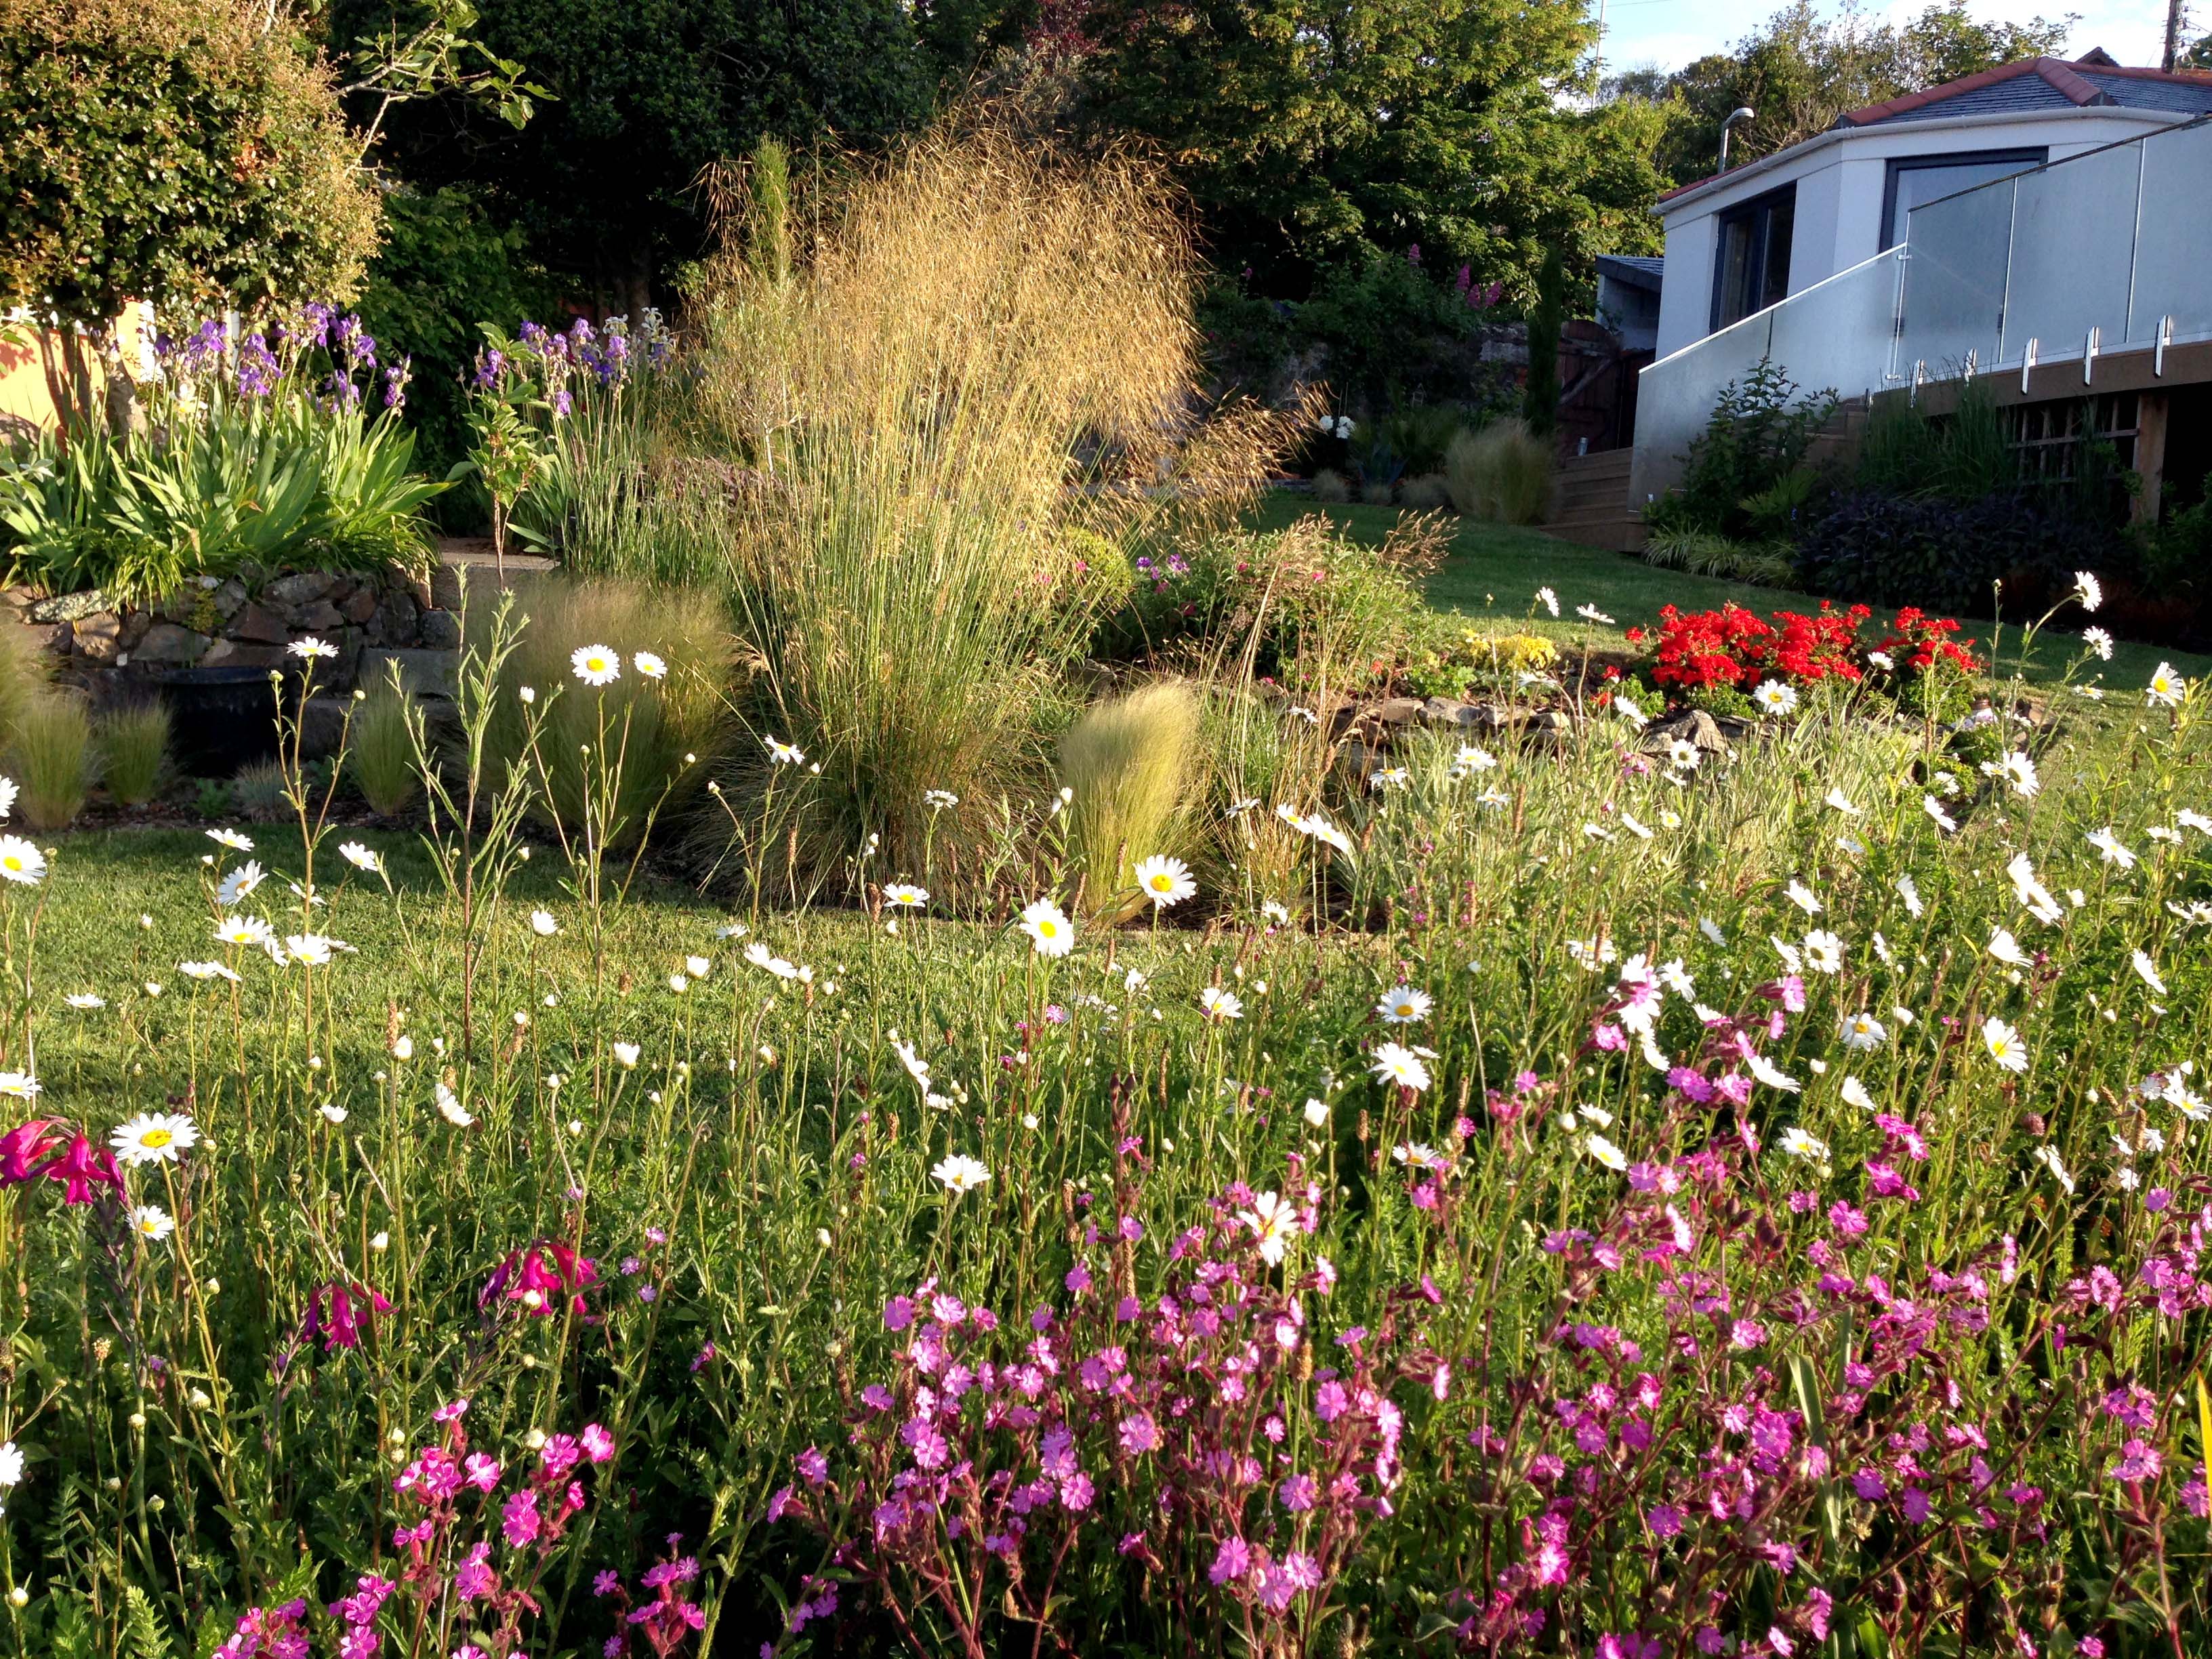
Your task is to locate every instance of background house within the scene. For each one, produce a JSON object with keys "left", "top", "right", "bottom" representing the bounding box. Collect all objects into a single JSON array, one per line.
[{"left": 1601, "top": 51, "right": 2212, "bottom": 536}]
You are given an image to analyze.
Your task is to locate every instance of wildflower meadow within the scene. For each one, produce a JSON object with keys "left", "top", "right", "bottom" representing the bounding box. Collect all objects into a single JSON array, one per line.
[{"left": 0, "top": 572, "right": 2203, "bottom": 1659}]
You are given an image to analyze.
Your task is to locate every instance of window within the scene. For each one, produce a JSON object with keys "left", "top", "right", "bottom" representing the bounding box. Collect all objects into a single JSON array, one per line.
[
  {"left": 1881, "top": 150, "right": 2045, "bottom": 250},
  {"left": 1710, "top": 185, "right": 1795, "bottom": 332}
]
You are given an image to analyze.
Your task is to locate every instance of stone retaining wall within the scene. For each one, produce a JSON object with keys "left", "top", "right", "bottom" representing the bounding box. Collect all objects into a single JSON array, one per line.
[{"left": 4, "top": 563, "right": 465, "bottom": 703}]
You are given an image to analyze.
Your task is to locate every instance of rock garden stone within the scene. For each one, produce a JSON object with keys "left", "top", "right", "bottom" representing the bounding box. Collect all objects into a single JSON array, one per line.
[
  {"left": 291, "top": 599, "right": 346, "bottom": 632},
  {"left": 134, "top": 622, "right": 208, "bottom": 664},
  {"left": 417, "top": 608, "right": 462, "bottom": 651},
  {"left": 231, "top": 602, "right": 291, "bottom": 645},
  {"left": 30, "top": 589, "right": 108, "bottom": 624},
  {"left": 264, "top": 571, "right": 335, "bottom": 608}
]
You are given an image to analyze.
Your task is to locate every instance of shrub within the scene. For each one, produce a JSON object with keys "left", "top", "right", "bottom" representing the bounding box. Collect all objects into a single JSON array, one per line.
[
  {"left": 10, "top": 691, "right": 97, "bottom": 831},
  {"left": 347, "top": 682, "right": 420, "bottom": 817},
  {"left": 95, "top": 701, "right": 168, "bottom": 807},
  {"left": 1378, "top": 405, "right": 1468, "bottom": 476},
  {"left": 1398, "top": 472, "right": 1452, "bottom": 511},
  {"left": 0, "top": 0, "right": 377, "bottom": 326},
  {"left": 1057, "top": 681, "right": 1202, "bottom": 920},
  {"left": 1658, "top": 358, "right": 1836, "bottom": 539},
  {"left": 478, "top": 575, "right": 727, "bottom": 846},
  {"left": 1793, "top": 487, "right": 2117, "bottom": 617},
  {"left": 1444, "top": 418, "right": 1553, "bottom": 524},
  {"left": 1310, "top": 468, "right": 1350, "bottom": 504}
]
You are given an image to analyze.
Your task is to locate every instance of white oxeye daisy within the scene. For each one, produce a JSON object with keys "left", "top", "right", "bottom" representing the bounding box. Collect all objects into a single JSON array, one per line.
[
  {"left": 216, "top": 861, "right": 265, "bottom": 907},
  {"left": 1840, "top": 1076, "right": 1877, "bottom": 1111},
  {"left": 924, "top": 789, "right": 959, "bottom": 809},
  {"left": 64, "top": 992, "right": 105, "bottom": 1010},
  {"left": 284, "top": 935, "right": 334, "bottom": 967},
  {"left": 2146, "top": 662, "right": 2186, "bottom": 709},
  {"left": 1667, "top": 737, "right": 1700, "bottom": 771},
  {"left": 571, "top": 644, "right": 621, "bottom": 686},
  {"left": 1535, "top": 587, "right": 1559, "bottom": 617},
  {"left": 0, "top": 836, "right": 46, "bottom": 886},
  {"left": 1261, "top": 900, "right": 1292, "bottom": 924},
  {"left": 2072, "top": 571, "right": 2102, "bottom": 613},
  {"left": 2087, "top": 826, "right": 2137, "bottom": 869},
  {"left": 1199, "top": 985, "right": 1244, "bottom": 1021},
  {"left": 931, "top": 1153, "right": 991, "bottom": 1194},
  {"left": 0, "top": 1071, "right": 39, "bottom": 1099},
  {"left": 1370, "top": 1042, "right": 1431, "bottom": 1092},
  {"left": 766, "top": 737, "right": 804, "bottom": 765},
  {"left": 1986, "top": 927, "right": 2030, "bottom": 967},
  {"left": 2131, "top": 949, "right": 2167, "bottom": 996},
  {"left": 1801, "top": 930, "right": 1843, "bottom": 973},
  {"left": 612, "top": 1042, "right": 641, "bottom": 1068},
  {"left": 1982, "top": 1016, "right": 2029, "bottom": 1073},
  {"left": 1376, "top": 985, "right": 1431, "bottom": 1024},
  {"left": 216, "top": 914, "right": 273, "bottom": 949},
  {"left": 1131, "top": 854, "right": 1195, "bottom": 908},
  {"left": 207, "top": 827, "right": 254, "bottom": 851},
  {"left": 1019, "top": 899, "right": 1075, "bottom": 958},
  {"left": 1753, "top": 680, "right": 1799, "bottom": 716},
  {"left": 339, "top": 841, "right": 382, "bottom": 874},
  {"left": 529, "top": 909, "right": 559, "bottom": 937},
  {"left": 1838, "top": 1010, "right": 1887, "bottom": 1050},
  {"left": 0, "top": 775, "right": 15, "bottom": 819},
  {"left": 288, "top": 636, "right": 336, "bottom": 661},
  {"left": 110, "top": 1112, "right": 199, "bottom": 1166},
  {"left": 883, "top": 883, "right": 929, "bottom": 908},
  {"left": 434, "top": 1082, "right": 475, "bottom": 1126},
  {"left": 633, "top": 651, "right": 668, "bottom": 679},
  {"left": 1779, "top": 1126, "right": 1828, "bottom": 1160},
  {"left": 2081, "top": 626, "right": 2114, "bottom": 661},
  {"left": 129, "top": 1205, "right": 175, "bottom": 1242},
  {"left": 1584, "top": 1133, "right": 1628, "bottom": 1171},
  {"left": 1784, "top": 879, "right": 1821, "bottom": 916}
]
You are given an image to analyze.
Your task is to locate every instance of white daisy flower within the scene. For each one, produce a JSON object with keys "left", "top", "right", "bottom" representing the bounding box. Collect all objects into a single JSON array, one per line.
[
  {"left": 129, "top": 1204, "right": 175, "bottom": 1242},
  {"left": 434, "top": 1083, "right": 475, "bottom": 1126},
  {"left": 633, "top": 651, "right": 668, "bottom": 679},
  {"left": 0, "top": 836, "right": 46, "bottom": 886},
  {"left": 338, "top": 841, "right": 382, "bottom": 874},
  {"left": 1584, "top": 1133, "right": 1627, "bottom": 1171},
  {"left": 207, "top": 827, "right": 254, "bottom": 851},
  {"left": 1840, "top": 1076, "right": 1877, "bottom": 1111},
  {"left": 64, "top": 992, "right": 105, "bottom": 1010},
  {"left": 1802, "top": 930, "right": 1843, "bottom": 974},
  {"left": 2072, "top": 571, "right": 2102, "bottom": 612},
  {"left": 1370, "top": 1042, "right": 1431, "bottom": 1092},
  {"left": 1779, "top": 1126, "right": 1828, "bottom": 1160},
  {"left": 1132, "top": 855, "right": 1196, "bottom": 907},
  {"left": 1895, "top": 874, "right": 1923, "bottom": 916},
  {"left": 2131, "top": 950, "right": 2167, "bottom": 996},
  {"left": 1377, "top": 985, "right": 1431, "bottom": 1024},
  {"left": 215, "top": 914, "right": 273, "bottom": 949},
  {"left": 1200, "top": 986, "right": 1244, "bottom": 1021},
  {"left": 2087, "top": 826, "right": 2137, "bottom": 868},
  {"left": 1784, "top": 879, "right": 1822, "bottom": 916},
  {"left": 2081, "top": 627, "right": 2114, "bottom": 660},
  {"left": 1752, "top": 680, "right": 1799, "bottom": 716},
  {"left": 1838, "top": 1010, "right": 1887, "bottom": 1050},
  {"left": 571, "top": 644, "right": 621, "bottom": 685},
  {"left": 216, "top": 861, "right": 265, "bottom": 907},
  {"left": 529, "top": 909, "right": 559, "bottom": 936},
  {"left": 884, "top": 882, "right": 929, "bottom": 908},
  {"left": 2146, "top": 662, "right": 2186, "bottom": 709},
  {"left": 288, "top": 636, "right": 336, "bottom": 661},
  {"left": 110, "top": 1112, "right": 199, "bottom": 1166},
  {"left": 1982, "top": 1016, "right": 2030, "bottom": 1073},
  {"left": 1986, "top": 927, "right": 2031, "bottom": 968},
  {"left": 931, "top": 1153, "right": 991, "bottom": 1194},
  {"left": 1019, "top": 898, "right": 1076, "bottom": 958},
  {"left": 766, "top": 737, "right": 805, "bottom": 765}
]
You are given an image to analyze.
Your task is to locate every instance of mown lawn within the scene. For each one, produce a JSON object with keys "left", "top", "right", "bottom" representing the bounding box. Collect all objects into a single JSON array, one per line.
[{"left": 1246, "top": 495, "right": 2212, "bottom": 694}]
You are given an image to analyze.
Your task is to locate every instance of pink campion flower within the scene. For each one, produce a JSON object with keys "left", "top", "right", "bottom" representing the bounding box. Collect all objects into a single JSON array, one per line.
[
  {"left": 501, "top": 1489, "right": 541, "bottom": 1547},
  {"left": 1645, "top": 1502, "right": 1683, "bottom": 1538},
  {"left": 1059, "top": 1470, "right": 1094, "bottom": 1511},
  {"left": 1277, "top": 1473, "right": 1317, "bottom": 1511},
  {"left": 580, "top": 1422, "right": 615, "bottom": 1462},
  {"left": 1118, "top": 1411, "right": 1160, "bottom": 1455},
  {"left": 1591, "top": 1023, "right": 1628, "bottom": 1053},
  {"left": 1828, "top": 1201, "right": 1869, "bottom": 1237},
  {"left": 931, "top": 1292, "right": 966, "bottom": 1325},
  {"left": 1865, "top": 1161, "right": 1919, "bottom": 1202},
  {"left": 2182, "top": 1466, "right": 2209, "bottom": 1517},
  {"left": 540, "top": 1434, "right": 583, "bottom": 1479},
  {"left": 453, "top": 1542, "right": 497, "bottom": 1601},
  {"left": 796, "top": 1446, "right": 828, "bottom": 1486},
  {"left": 463, "top": 1453, "right": 501, "bottom": 1491},
  {"left": 1209, "top": 1535, "right": 1252, "bottom": 1584},
  {"left": 304, "top": 1282, "right": 392, "bottom": 1351},
  {"left": 1729, "top": 1319, "right": 1766, "bottom": 1350},
  {"left": 1900, "top": 1487, "right": 1932, "bottom": 1523},
  {"left": 433, "top": 1398, "right": 470, "bottom": 1423},
  {"left": 1851, "top": 1468, "right": 1888, "bottom": 1501},
  {"left": 2108, "top": 1439, "right": 2162, "bottom": 1481},
  {"left": 1314, "top": 1377, "right": 1350, "bottom": 1422},
  {"left": 1767, "top": 1628, "right": 1795, "bottom": 1656},
  {"left": 2102, "top": 1383, "right": 2156, "bottom": 1429},
  {"left": 1875, "top": 1114, "right": 1929, "bottom": 1161},
  {"left": 883, "top": 1295, "right": 915, "bottom": 1331},
  {"left": 330, "top": 1574, "right": 396, "bottom": 1626}
]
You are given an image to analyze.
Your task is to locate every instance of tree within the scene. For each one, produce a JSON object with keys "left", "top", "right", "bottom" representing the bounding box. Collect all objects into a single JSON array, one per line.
[
  {"left": 0, "top": 0, "right": 380, "bottom": 324},
  {"left": 337, "top": 0, "right": 934, "bottom": 305},
  {"left": 1641, "top": 2, "right": 2070, "bottom": 186},
  {"left": 1523, "top": 247, "right": 1563, "bottom": 436},
  {"left": 1073, "top": 0, "right": 1668, "bottom": 302}
]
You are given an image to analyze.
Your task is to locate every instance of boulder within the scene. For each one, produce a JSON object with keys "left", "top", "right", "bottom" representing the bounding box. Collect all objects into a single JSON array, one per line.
[
  {"left": 416, "top": 608, "right": 462, "bottom": 651},
  {"left": 1644, "top": 708, "right": 1731, "bottom": 757},
  {"left": 134, "top": 622, "right": 208, "bottom": 664},
  {"left": 264, "top": 571, "right": 335, "bottom": 608},
  {"left": 211, "top": 578, "right": 249, "bottom": 621},
  {"left": 230, "top": 602, "right": 290, "bottom": 645},
  {"left": 291, "top": 599, "right": 347, "bottom": 632},
  {"left": 340, "top": 584, "right": 380, "bottom": 625},
  {"left": 199, "top": 639, "right": 287, "bottom": 671},
  {"left": 1369, "top": 697, "right": 1425, "bottom": 726},
  {"left": 362, "top": 647, "right": 457, "bottom": 699},
  {"left": 70, "top": 613, "right": 122, "bottom": 658},
  {"left": 1423, "top": 698, "right": 1504, "bottom": 731},
  {"left": 30, "top": 590, "right": 108, "bottom": 624}
]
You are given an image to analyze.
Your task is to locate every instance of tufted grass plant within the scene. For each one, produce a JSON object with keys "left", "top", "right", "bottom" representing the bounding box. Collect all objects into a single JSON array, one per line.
[
  {"left": 1057, "top": 680, "right": 1202, "bottom": 921},
  {"left": 1446, "top": 416, "right": 1554, "bottom": 525},
  {"left": 94, "top": 699, "right": 169, "bottom": 807},
  {"left": 9, "top": 689, "right": 97, "bottom": 831},
  {"left": 346, "top": 677, "right": 419, "bottom": 816}
]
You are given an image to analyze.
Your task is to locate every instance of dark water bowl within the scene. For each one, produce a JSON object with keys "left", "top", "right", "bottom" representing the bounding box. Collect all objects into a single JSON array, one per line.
[{"left": 158, "top": 666, "right": 285, "bottom": 779}]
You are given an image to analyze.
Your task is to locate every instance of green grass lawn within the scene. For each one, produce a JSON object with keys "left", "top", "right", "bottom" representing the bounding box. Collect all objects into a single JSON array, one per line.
[{"left": 1247, "top": 495, "right": 2212, "bottom": 693}]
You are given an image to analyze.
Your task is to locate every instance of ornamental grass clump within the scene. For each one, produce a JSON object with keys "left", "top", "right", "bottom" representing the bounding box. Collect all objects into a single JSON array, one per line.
[
  {"left": 94, "top": 699, "right": 169, "bottom": 807},
  {"left": 1058, "top": 681, "right": 1202, "bottom": 920},
  {"left": 9, "top": 689, "right": 96, "bottom": 831},
  {"left": 684, "top": 120, "right": 1291, "bottom": 893},
  {"left": 1446, "top": 417, "right": 1554, "bottom": 525},
  {"left": 346, "top": 678, "right": 418, "bottom": 815}
]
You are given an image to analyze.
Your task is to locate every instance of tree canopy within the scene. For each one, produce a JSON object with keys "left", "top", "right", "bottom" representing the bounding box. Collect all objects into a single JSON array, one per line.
[
  {"left": 1621, "top": 1, "right": 2072, "bottom": 186},
  {"left": 1072, "top": 0, "right": 1667, "bottom": 302},
  {"left": 0, "top": 0, "right": 380, "bottom": 323}
]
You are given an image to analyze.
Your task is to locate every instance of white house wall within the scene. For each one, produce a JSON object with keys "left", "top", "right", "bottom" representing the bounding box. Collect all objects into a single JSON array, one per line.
[{"left": 1652, "top": 106, "right": 2186, "bottom": 359}]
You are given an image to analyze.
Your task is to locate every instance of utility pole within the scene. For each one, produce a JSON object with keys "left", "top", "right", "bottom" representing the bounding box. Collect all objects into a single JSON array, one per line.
[{"left": 2164, "top": 0, "right": 2187, "bottom": 73}]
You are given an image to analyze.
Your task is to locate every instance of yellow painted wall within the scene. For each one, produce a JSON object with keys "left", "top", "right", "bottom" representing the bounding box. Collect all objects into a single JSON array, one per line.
[{"left": 0, "top": 304, "right": 155, "bottom": 431}]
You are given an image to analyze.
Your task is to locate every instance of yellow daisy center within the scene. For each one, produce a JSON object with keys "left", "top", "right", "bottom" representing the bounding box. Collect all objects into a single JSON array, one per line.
[
  {"left": 1149, "top": 875, "right": 1171, "bottom": 890},
  {"left": 142, "top": 1128, "right": 173, "bottom": 1148}
]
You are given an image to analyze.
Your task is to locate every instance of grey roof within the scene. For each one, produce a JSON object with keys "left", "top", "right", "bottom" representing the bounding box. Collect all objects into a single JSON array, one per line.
[
  {"left": 2078, "top": 70, "right": 2212, "bottom": 113},
  {"left": 1596, "top": 255, "right": 1664, "bottom": 292},
  {"left": 1862, "top": 77, "right": 2078, "bottom": 123}
]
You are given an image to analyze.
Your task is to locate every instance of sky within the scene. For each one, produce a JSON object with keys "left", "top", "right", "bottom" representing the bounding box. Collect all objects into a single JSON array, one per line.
[{"left": 1595, "top": 0, "right": 2189, "bottom": 74}]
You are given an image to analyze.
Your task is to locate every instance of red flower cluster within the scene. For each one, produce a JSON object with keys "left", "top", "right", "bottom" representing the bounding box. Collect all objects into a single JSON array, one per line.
[
  {"left": 1876, "top": 607, "right": 1980, "bottom": 674},
  {"left": 1629, "top": 602, "right": 1971, "bottom": 692}
]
